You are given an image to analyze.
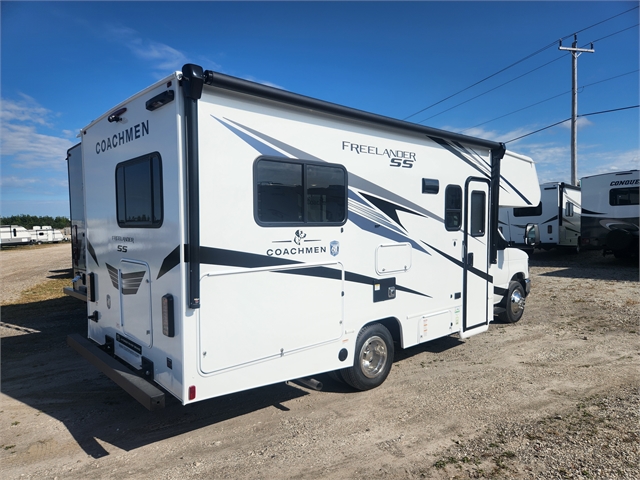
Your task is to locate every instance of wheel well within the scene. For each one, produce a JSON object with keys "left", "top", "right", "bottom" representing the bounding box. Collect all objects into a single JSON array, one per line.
[
  {"left": 509, "top": 273, "right": 528, "bottom": 296},
  {"left": 364, "top": 317, "right": 402, "bottom": 346},
  {"left": 511, "top": 272, "right": 525, "bottom": 282}
]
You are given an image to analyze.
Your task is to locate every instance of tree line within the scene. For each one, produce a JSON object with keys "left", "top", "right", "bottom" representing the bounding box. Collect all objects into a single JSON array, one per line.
[{"left": 1, "top": 215, "right": 70, "bottom": 230}]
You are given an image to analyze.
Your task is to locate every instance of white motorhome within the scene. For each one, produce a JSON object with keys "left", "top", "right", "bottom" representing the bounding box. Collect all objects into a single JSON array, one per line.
[
  {"left": 581, "top": 170, "right": 639, "bottom": 258},
  {"left": 63, "top": 144, "right": 88, "bottom": 300},
  {"left": 30, "top": 226, "right": 65, "bottom": 244},
  {"left": 67, "top": 64, "right": 540, "bottom": 410},
  {"left": 499, "top": 182, "right": 581, "bottom": 252},
  {"left": 0, "top": 225, "right": 32, "bottom": 246}
]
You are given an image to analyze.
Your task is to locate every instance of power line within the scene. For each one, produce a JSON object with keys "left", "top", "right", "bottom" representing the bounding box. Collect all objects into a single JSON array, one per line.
[
  {"left": 417, "top": 23, "right": 638, "bottom": 125},
  {"left": 417, "top": 55, "right": 566, "bottom": 124},
  {"left": 460, "top": 69, "right": 639, "bottom": 132},
  {"left": 503, "top": 105, "right": 639, "bottom": 144},
  {"left": 402, "top": 5, "right": 639, "bottom": 121}
]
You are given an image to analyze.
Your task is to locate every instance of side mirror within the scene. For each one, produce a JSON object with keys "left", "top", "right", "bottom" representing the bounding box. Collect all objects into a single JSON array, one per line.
[{"left": 524, "top": 223, "right": 540, "bottom": 246}]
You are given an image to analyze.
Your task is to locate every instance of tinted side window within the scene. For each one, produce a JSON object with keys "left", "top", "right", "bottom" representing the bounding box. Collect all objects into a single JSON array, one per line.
[
  {"left": 445, "top": 185, "right": 462, "bottom": 231},
  {"left": 306, "top": 164, "right": 346, "bottom": 223},
  {"left": 255, "top": 158, "right": 346, "bottom": 225},
  {"left": 470, "top": 191, "right": 486, "bottom": 237},
  {"left": 513, "top": 202, "right": 542, "bottom": 217},
  {"left": 256, "top": 161, "right": 303, "bottom": 222},
  {"left": 116, "top": 153, "right": 163, "bottom": 228},
  {"left": 609, "top": 187, "right": 639, "bottom": 206}
]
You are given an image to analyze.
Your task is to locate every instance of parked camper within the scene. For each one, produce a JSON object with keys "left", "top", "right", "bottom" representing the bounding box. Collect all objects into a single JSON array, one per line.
[
  {"left": 30, "top": 226, "right": 65, "bottom": 244},
  {"left": 0, "top": 225, "right": 32, "bottom": 247},
  {"left": 499, "top": 182, "right": 581, "bottom": 252},
  {"left": 581, "top": 170, "right": 639, "bottom": 258},
  {"left": 63, "top": 143, "right": 88, "bottom": 300},
  {"left": 67, "top": 64, "right": 540, "bottom": 410}
]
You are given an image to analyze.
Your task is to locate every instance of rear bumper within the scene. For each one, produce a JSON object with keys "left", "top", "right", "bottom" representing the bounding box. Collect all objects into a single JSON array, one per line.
[
  {"left": 62, "top": 286, "right": 87, "bottom": 301},
  {"left": 67, "top": 333, "right": 165, "bottom": 410}
]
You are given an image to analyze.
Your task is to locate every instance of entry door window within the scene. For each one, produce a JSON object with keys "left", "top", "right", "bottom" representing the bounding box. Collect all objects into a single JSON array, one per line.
[{"left": 470, "top": 191, "right": 486, "bottom": 237}]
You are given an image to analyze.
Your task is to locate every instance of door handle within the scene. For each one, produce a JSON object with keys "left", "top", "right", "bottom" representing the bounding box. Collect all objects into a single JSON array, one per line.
[{"left": 467, "top": 252, "right": 474, "bottom": 267}]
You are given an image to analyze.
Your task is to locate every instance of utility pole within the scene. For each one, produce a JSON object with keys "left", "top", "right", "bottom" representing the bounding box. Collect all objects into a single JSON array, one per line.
[{"left": 559, "top": 35, "right": 594, "bottom": 186}]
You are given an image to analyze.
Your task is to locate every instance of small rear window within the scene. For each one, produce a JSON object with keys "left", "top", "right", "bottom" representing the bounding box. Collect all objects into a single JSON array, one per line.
[{"left": 116, "top": 153, "right": 163, "bottom": 228}]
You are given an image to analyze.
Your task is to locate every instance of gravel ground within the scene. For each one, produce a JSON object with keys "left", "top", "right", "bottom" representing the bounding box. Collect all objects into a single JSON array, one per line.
[
  {"left": 0, "top": 243, "right": 72, "bottom": 304},
  {"left": 0, "top": 246, "right": 638, "bottom": 479}
]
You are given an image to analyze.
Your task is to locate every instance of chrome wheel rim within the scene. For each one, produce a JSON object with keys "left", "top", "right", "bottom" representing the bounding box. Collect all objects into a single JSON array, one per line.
[
  {"left": 510, "top": 290, "right": 525, "bottom": 315},
  {"left": 359, "top": 336, "right": 388, "bottom": 379}
]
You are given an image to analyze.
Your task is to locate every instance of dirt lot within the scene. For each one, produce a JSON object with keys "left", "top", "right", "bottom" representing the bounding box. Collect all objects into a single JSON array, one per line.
[{"left": 1, "top": 244, "right": 638, "bottom": 479}]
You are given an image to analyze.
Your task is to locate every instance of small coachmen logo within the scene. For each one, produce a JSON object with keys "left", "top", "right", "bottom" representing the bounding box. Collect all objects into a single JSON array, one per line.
[
  {"left": 330, "top": 240, "right": 340, "bottom": 257},
  {"left": 294, "top": 229, "right": 306, "bottom": 245}
]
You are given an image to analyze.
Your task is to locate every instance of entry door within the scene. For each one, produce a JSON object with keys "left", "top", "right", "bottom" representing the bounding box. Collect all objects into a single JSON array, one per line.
[{"left": 463, "top": 179, "right": 490, "bottom": 333}]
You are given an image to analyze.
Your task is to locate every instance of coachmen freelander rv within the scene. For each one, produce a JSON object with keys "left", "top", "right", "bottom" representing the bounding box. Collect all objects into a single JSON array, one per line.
[
  {"left": 0, "top": 225, "right": 32, "bottom": 247},
  {"left": 499, "top": 182, "right": 581, "bottom": 252},
  {"left": 66, "top": 64, "right": 540, "bottom": 410},
  {"left": 581, "top": 170, "right": 639, "bottom": 258}
]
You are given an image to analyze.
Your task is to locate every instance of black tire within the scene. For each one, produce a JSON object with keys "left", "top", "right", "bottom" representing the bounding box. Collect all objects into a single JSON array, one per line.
[
  {"left": 498, "top": 281, "right": 525, "bottom": 323},
  {"left": 326, "top": 370, "right": 345, "bottom": 384},
  {"left": 341, "top": 323, "right": 394, "bottom": 391}
]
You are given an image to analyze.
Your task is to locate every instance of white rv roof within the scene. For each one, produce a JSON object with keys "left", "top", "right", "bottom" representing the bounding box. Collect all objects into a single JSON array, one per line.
[
  {"left": 580, "top": 169, "right": 638, "bottom": 181},
  {"left": 81, "top": 72, "right": 180, "bottom": 132}
]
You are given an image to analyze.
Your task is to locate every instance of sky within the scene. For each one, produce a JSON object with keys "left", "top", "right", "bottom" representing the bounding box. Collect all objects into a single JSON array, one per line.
[{"left": 1, "top": 0, "right": 638, "bottom": 218}]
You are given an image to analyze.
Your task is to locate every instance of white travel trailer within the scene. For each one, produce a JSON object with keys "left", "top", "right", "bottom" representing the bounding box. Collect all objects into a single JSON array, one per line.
[
  {"left": 30, "top": 225, "right": 65, "bottom": 244},
  {"left": 581, "top": 170, "right": 639, "bottom": 258},
  {"left": 0, "top": 225, "right": 32, "bottom": 246},
  {"left": 499, "top": 182, "right": 581, "bottom": 252},
  {"left": 67, "top": 64, "right": 540, "bottom": 410},
  {"left": 63, "top": 143, "right": 88, "bottom": 300}
]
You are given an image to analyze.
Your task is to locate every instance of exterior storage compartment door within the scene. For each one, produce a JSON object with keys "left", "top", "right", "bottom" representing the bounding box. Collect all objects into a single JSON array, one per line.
[{"left": 198, "top": 262, "right": 344, "bottom": 374}]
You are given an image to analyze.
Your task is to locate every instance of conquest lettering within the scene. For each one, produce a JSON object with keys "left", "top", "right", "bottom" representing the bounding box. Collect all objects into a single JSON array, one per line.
[
  {"left": 610, "top": 179, "right": 639, "bottom": 186},
  {"left": 96, "top": 120, "right": 149, "bottom": 154}
]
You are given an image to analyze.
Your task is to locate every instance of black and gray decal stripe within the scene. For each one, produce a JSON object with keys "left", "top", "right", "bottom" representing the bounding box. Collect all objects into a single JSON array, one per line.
[
  {"left": 360, "top": 192, "right": 424, "bottom": 228},
  {"left": 87, "top": 239, "right": 99, "bottom": 267},
  {"left": 224, "top": 118, "right": 322, "bottom": 162},
  {"left": 498, "top": 174, "right": 533, "bottom": 206},
  {"left": 421, "top": 241, "right": 493, "bottom": 283},
  {"left": 157, "top": 245, "right": 181, "bottom": 279},
  {"left": 494, "top": 286, "right": 508, "bottom": 296},
  {"left": 429, "top": 136, "right": 488, "bottom": 178},
  {"left": 218, "top": 117, "right": 444, "bottom": 223},
  {"left": 430, "top": 135, "right": 534, "bottom": 206},
  {"left": 581, "top": 208, "right": 605, "bottom": 215},
  {"left": 197, "top": 246, "right": 430, "bottom": 298}
]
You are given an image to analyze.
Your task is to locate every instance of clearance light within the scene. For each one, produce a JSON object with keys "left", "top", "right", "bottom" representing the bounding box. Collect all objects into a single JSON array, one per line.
[
  {"left": 162, "top": 294, "right": 175, "bottom": 337},
  {"left": 189, "top": 385, "right": 196, "bottom": 401},
  {"left": 146, "top": 90, "right": 175, "bottom": 111}
]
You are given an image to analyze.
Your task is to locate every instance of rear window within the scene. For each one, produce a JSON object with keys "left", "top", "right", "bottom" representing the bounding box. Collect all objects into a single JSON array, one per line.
[{"left": 116, "top": 153, "right": 163, "bottom": 228}]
